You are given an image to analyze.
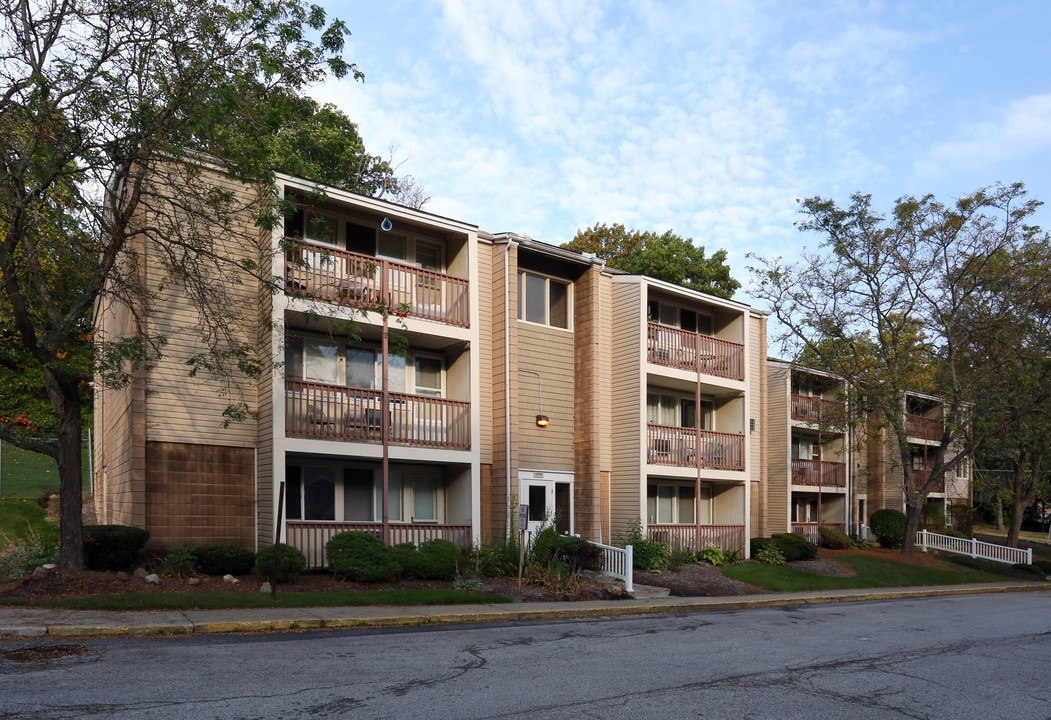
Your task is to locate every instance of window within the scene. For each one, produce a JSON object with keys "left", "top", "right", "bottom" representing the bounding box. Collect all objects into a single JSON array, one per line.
[
  {"left": 287, "top": 464, "right": 442, "bottom": 523},
  {"left": 286, "top": 336, "right": 436, "bottom": 395},
  {"left": 647, "top": 484, "right": 697, "bottom": 524},
  {"left": 792, "top": 437, "right": 820, "bottom": 461},
  {"left": 647, "top": 392, "right": 713, "bottom": 429},
  {"left": 518, "top": 271, "right": 570, "bottom": 329},
  {"left": 415, "top": 357, "right": 443, "bottom": 397},
  {"left": 648, "top": 300, "right": 713, "bottom": 334}
]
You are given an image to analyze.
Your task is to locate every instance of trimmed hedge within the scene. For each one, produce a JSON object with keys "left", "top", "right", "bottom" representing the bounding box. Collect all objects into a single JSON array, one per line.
[
  {"left": 750, "top": 533, "right": 819, "bottom": 562},
  {"left": 255, "top": 543, "right": 306, "bottom": 583},
  {"left": 82, "top": 525, "right": 150, "bottom": 571},
  {"left": 326, "top": 531, "right": 400, "bottom": 582},
  {"left": 817, "top": 525, "right": 852, "bottom": 550},
  {"left": 195, "top": 543, "right": 257, "bottom": 576},
  {"left": 393, "top": 539, "right": 462, "bottom": 580},
  {"left": 869, "top": 509, "right": 908, "bottom": 548}
]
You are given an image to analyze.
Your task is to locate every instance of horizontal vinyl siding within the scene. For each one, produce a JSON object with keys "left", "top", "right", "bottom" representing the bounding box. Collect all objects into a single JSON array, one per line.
[
  {"left": 477, "top": 240, "right": 494, "bottom": 463},
  {"left": 517, "top": 321, "right": 574, "bottom": 470},
  {"left": 766, "top": 363, "right": 790, "bottom": 535},
  {"left": 610, "top": 281, "right": 644, "bottom": 539}
]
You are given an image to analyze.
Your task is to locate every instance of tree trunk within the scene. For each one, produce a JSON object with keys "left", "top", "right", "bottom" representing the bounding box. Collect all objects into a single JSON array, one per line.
[
  {"left": 902, "top": 500, "right": 922, "bottom": 554},
  {"left": 995, "top": 494, "right": 1004, "bottom": 532},
  {"left": 43, "top": 367, "right": 85, "bottom": 570}
]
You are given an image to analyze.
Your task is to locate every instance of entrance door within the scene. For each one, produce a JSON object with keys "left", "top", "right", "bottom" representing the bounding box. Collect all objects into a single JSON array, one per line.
[{"left": 519, "top": 471, "right": 574, "bottom": 545}]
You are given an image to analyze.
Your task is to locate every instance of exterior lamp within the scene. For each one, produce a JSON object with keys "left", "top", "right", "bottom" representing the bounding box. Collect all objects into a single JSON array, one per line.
[{"left": 520, "top": 369, "right": 549, "bottom": 429}]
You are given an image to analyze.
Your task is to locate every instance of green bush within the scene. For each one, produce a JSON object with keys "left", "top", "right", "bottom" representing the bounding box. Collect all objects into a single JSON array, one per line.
[
  {"left": 326, "top": 531, "right": 400, "bottom": 582},
  {"left": 194, "top": 543, "right": 257, "bottom": 576},
  {"left": 947, "top": 555, "right": 1047, "bottom": 580},
  {"left": 549, "top": 535, "right": 602, "bottom": 573},
  {"left": 255, "top": 543, "right": 306, "bottom": 583},
  {"left": 817, "top": 526, "right": 852, "bottom": 550},
  {"left": 770, "top": 533, "right": 819, "bottom": 561},
  {"left": 82, "top": 524, "right": 150, "bottom": 571},
  {"left": 869, "top": 509, "right": 908, "bottom": 548},
  {"left": 617, "top": 518, "right": 671, "bottom": 570},
  {"left": 922, "top": 501, "right": 946, "bottom": 532},
  {"left": 161, "top": 544, "right": 197, "bottom": 577},
  {"left": 949, "top": 504, "right": 975, "bottom": 536},
  {"left": 528, "top": 526, "right": 561, "bottom": 566},
  {"left": 394, "top": 539, "right": 462, "bottom": 580},
  {"left": 1032, "top": 559, "right": 1051, "bottom": 575},
  {"left": 755, "top": 543, "right": 786, "bottom": 566},
  {"left": 669, "top": 547, "right": 698, "bottom": 569},
  {"left": 699, "top": 545, "right": 724, "bottom": 566},
  {"left": 468, "top": 544, "right": 518, "bottom": 577}
]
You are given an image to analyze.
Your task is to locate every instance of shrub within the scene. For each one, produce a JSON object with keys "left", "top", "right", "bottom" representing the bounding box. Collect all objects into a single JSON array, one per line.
[
  {"left": 549, "top": 535, "right": 602, "bottom": 573},
  {"left": 770, "top": 533, "right": 819, "bottom": 561},
  {"left": 817, "top": 526, "right": 852, "bottom": 550},
  {"left": 395, "top": 539, "right": 462, "bottom": 580},
  {"left": 326, "top": 531, "right": 400, "bottom": 582},
  {"left": 82, "top": 524, "right": 150, "bottom": 571},
  {"left": 869, "top": 509, "right": 908, "bottom": 548},
  {"left": 922, "top": 502, "right": 946, "bottom": 532},
  {"left": 699, "top": 545, "right": 725, "bottom": 566},
  {"left": 528, "top": 526, "right": 561, "bottom": 566},
  {"left": 161, "top": 544, "right": 197, "bottom": 577},
  {"left": 1032, "top": 559, "right": 1051, "bottom": 575},
  {"left": 617, "top": 518, "right": 671, "bottom": 570},
  {"left": 469, "top": 544, "right": 518, "bottom": 577},
  {"left": 255, "top": 543, "right": 306, "bottom": 583},
  {"left": 750, "top": 536, "right": 775, "bottom": 557},
  {"left": 755, "top": 543, "right": 786, "bottom": 566},
  {"left": 669, "top": 547, "right": 698, "bottom": 569},
  {"left": 949, "top": 504, "right": 975, "bottom": 536},
  {"left": 0, "top": 529, "right": 58, "bottom": 582},
  {"left": 194, "top": 543, "right": 257, "bottom": 576}
]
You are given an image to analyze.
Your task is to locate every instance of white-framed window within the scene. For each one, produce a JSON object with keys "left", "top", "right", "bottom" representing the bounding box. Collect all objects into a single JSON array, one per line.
[
  {"left": 648, "top": 300, "right": 713, "bottom": 335},
  {"left": 518, "top": 271, "right": 571, "bottom": 329},
  {"left": 285, "top": 334, "right": 444, "bottom": 397},
  {"left": 791, "top": 436, "right": 820, "bottom": 461},
  {"left": 647, "top": 483, "right": 712, "bottom": 525},
  {"left": 286, "top": 463, "right": 442, "bottom": 523},
  {"left": 791, "top": 375, "right": 823, "bottom": 397},
  {"left": 647, "top": 392, "right": 713, "bottom": 429}
]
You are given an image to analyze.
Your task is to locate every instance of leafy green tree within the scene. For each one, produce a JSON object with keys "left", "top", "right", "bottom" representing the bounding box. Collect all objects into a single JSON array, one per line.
[
  {"left": 750, "top": 184, "right": 1048, "bottom": 552},
  {"left": 0, "top": 0, "right": 364, "bottom": 568},
  {"left": 563, "top": 223, "right": 739, "bottom": 298}
]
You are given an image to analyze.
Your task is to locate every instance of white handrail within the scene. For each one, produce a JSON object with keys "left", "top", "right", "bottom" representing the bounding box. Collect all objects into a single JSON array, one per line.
[
  {"left": 592, "top": 541, "right": 633, "bottom": 593},
  {"left": 916, "top": 530, "right": 1033, "bottom": 565}
]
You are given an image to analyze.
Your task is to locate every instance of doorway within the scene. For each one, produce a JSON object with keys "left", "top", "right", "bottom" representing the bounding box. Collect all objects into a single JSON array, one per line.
[{"left": 519, "top": 470, "right": 573, "bottom": 544}]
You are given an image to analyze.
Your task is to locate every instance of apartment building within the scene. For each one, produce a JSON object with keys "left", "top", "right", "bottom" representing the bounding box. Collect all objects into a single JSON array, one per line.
[{"left": 93, "top": 167, "right": 969, "bottom": 565}]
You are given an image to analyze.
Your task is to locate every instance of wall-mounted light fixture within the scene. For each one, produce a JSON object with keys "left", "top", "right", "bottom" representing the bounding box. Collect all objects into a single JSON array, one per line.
[{"left": 519, "top": 369, "right": 549, "bottom": 428}]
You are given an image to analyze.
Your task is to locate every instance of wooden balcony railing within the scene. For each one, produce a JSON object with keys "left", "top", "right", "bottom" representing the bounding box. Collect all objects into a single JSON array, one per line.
[
  {"left": 287, "top": 521, "right": 472, "bottom": 569},
  {"left": 646, "top": 424, "right": 745, "bottom": 471},
  {"left": 284, "top": 240, "right": 469, "bottom": 327},
  {"left": 791, "top": 459, "right": 847, "bottom": 487},
  {"left": 648, "top": 524, "right": 746, "bottom": 554},
  {"left": 647, "top": 323, "right": 744, "bottom": 381},
  {"left": 911, "top": 468, "right": 945, "bottom": 493},
  {"left": 285, "top": 380, "right": 471, "bottom": 449},
  {"left": 791, "top": 523, "right": 847, "bottom": 544},
  {"left": 906, "top": 414, "right": 943, "bottom": 441},
  {"left": 791, "top": 395, "right": 847, "bottom": 427}
]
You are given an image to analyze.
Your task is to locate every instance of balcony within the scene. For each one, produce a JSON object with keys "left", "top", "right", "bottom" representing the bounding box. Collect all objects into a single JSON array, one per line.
[
  {"left": 791, "top": 395, "right": 846, "bottom": 427},
  {"left": 647, "top": 424, "right": 745, "bottom": 471},
  {"left": 791, "top": 459, "right": 847, "bottom": 487},
  {"left": 648, "top": 524, "right": 746, "bottom": 554},
  {"left": 287, "top": 521, "right": 472, "bottom": 569},
  {"left": 906, "top": 414, "right": 943, "bottom": 442},
  {"left": 285, "top": 380, "right": 471, "bottom": 449},
  {"left": 284, "top": 241, "right": 469, "bottom": 327},
  {"left": 791, "top": 522, "right": 847, "bottom": 544},
  {"left": 911, "top": 468, "right": 945, "bottom": 493},
  {"left": 647, "top": 323, "right": 744, "bottom": 381}
]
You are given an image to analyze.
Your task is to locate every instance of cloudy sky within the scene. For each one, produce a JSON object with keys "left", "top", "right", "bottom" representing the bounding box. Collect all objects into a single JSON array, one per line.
[{"left": 315, "top": 0, "right": 1051, "bottom": 300}]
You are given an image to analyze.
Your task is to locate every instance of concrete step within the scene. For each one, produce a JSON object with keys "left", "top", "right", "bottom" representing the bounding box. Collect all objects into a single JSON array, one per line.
[{"left": 627, "top": 583, "right": 671, "bottom": 599}]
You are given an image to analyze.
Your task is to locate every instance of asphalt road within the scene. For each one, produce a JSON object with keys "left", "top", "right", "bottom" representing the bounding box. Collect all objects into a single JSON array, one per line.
[{"left": 1, "top": 592, "right": 1049, "bottom": 719}]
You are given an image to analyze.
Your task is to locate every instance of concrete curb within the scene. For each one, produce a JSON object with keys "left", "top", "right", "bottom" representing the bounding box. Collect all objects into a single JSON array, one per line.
[{"left": 1, "top": 582, "right": 1047, "bottom": 639}]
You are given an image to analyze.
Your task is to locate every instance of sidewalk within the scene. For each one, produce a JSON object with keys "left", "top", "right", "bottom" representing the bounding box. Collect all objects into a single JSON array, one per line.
[{"left": 1, "top": 582, "right": 1047, "bottom": 638}]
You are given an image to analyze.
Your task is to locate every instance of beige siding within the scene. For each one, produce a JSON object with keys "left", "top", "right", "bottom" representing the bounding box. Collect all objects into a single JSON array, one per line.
[
  {"left": 483, "top": 241, "right": 515, "bottom": 544},
  {"left": 476, "top": 239, "right": 494, "bottom": 462},
  {"left": 573, "top": 265, "right": 603, "bottom": 540},
  {"left": 610, "top": 280, "right": 644, "bottom": 541},
  {"left": 517, "top": 321, "right": 575, "bottom": 469},
  {"left": 764, "top": 362, "right": 791, "bottom": 536}
]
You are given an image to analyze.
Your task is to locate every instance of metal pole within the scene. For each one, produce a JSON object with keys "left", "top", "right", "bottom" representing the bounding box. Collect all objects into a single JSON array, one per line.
[{"left": 381, "top": 263, "right": 390, "bottom": 545}]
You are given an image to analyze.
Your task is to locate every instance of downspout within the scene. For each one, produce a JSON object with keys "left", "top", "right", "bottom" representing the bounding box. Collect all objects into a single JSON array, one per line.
[{"left": 501, "top": 237, "right": 513, "bottom": 542}]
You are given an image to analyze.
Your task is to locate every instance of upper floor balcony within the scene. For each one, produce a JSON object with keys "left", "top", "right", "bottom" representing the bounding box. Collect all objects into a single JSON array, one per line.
[
  {"left": 284, "top": 240, "right": 469, "bottom": 327},
  {"left": 791, "top": 459, "right": 847, "bottom": 488},
  {"left": 906, "top": 414, "right": 943, "bottom": 442},
  {"left": 647, "top": 323, "right": 744, "bottom": 381},
  {"left": 285, "top": 380, "right": 471, "bottom": 449},
  {"left": 911, "top": 467, "right": 945, "bottom": 493},
  {"left": 646, "top": 424, "right": 745, "bottom": 471},
  {"left": 791, "top": 395, "right": 847, "bottom": 428}
]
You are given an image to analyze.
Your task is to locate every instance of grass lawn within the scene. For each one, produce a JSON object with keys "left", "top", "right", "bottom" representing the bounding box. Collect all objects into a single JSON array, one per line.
[
  {"left": 0, "top": 441, "right": 92, "bottom": 498},
  {"left": 0, "top": 587, "right": 512, "bottom": 611},
  {"left": 0, "top": 498, "right": 59, "bottom": 545},
  {"left": 723, "top": 553, "right": 1030, "bottom": 593}
]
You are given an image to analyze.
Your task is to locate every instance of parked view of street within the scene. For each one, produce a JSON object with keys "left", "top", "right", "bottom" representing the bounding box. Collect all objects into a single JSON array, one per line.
[{"left": 1, "top": 592, "right": 1048, "bottom": 719}]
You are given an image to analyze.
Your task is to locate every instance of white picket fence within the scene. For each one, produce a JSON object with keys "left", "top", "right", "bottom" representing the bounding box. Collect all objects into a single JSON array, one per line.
[
  {"left": 916, "top": 530, "right": 1033, "bottom": 565},
  {"left": 593, "top": 541, "right": 633, "bottom": 593}
]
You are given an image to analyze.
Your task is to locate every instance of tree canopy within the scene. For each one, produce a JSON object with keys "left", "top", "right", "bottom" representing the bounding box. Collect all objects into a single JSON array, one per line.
[
  {"left": 0, "top": 0, "right": 380, "bottom": 567},
  {"left": 563, "top": 223, "right": 739, "bottom": 299},
  {"left": 749, "top": 183, "right": 1049, "bottom": 551}
]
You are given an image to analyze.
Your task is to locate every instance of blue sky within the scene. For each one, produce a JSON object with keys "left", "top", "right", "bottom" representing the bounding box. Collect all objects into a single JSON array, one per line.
[{"left": 314, "top": 1, "right": 1051, "bottom": 299}]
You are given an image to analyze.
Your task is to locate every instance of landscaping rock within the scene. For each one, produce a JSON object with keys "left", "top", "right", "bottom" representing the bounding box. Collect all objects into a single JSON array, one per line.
[
  {"left": 133, "top": 567, "right": 148, "bottom": 578},
  {"left": 259, "top": 582, "right": 271, "bottom": 593},
  {"left": 187, "top": 577, "right": 201, "bottom": 586},
  {"left": 116, "top": 572, "right": 131, "bottom": 581},
  {"left": 222, "top": 574, "right": 239, "bottom": 585},
  {"left": 144, "top": 574, "right": 160, "bottom": 585}
]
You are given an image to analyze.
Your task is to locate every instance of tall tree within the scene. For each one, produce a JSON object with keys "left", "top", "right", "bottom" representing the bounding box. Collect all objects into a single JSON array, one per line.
[
  {"left": 962, "top": 238, "right": 1051, "bottom": 546},
  {"left": 750, "top": 184, "right": 1047, "bottom": 552},
  {"left": 0, "top": 0, "right": 364, "bottom": 568},
  {"left": 563, "top": 223, "right": 739, "bottom": 298}
]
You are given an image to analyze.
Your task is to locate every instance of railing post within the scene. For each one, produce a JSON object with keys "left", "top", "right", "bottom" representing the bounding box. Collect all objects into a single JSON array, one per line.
[
  {"left": 624, "top": 545, "right": 634, "bottom": 593},
  {"left": 1027, "top": 547, "right": 1033, "bottom": 565},
  {"left": 918, "top": 529, "right": 927, "bottom": 552},
  {"left": 971, "top": 537, "right": 977, "bottom": 559}
]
